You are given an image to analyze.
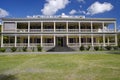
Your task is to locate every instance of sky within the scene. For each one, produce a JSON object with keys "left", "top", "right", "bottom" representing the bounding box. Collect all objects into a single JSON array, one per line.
[{"left": 0, "top": 0, "right": 120, "bottom": 30}]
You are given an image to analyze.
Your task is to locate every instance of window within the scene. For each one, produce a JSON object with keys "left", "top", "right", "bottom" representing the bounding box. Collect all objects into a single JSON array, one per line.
[
  {"left": 4, "top": 22, "right": 16, "bottom": 31},
  {"left": 69, "top": 38, "right": 75, "bottom": 43}
]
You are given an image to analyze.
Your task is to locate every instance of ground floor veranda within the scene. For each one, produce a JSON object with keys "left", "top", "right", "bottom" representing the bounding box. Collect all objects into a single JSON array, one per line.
[{"left": 1, "top": 34, "right": 117, "bottom": 48}]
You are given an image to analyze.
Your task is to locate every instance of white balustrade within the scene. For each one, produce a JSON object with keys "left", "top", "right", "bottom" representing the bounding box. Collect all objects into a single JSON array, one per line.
[
  {"left": 43, "top": 29, "right": 54, "bottom": 32},
  {"left": 17, "top": 29, "right": 28, "bottom": 32},
  {"left": 30, "top": 43, "right": 41, "bottom": 46},
  {"left": 56, "top": 29, "right": 66, "bottom": 32},
  {"left": 30, "top": 29, "right": 41, "bottom": 32},
  {"left": 16, "top": 43, "right": 28, "bottom": 46},
  {"left": 3, "top": 43, "right": 14, "bottom": 47},
  {"left": 68, "top": 29, "right": 79, "bottom": 32},
  {"left": 3, "top": 30, "right": 16, "bottom": 32},
  {"left": 81, "top": 29, "right": 91, "bottom": 32},
  {"left": 42, "top": 43, "right": 54, "bottom": 46},
  {"left": 68, "top": 43, "right": 79, "bottom": 47}
]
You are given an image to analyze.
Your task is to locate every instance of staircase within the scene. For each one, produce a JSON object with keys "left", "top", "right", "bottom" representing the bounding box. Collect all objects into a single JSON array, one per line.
[{"left": 47, "top": 46, "right": 75, "bottom": 52}]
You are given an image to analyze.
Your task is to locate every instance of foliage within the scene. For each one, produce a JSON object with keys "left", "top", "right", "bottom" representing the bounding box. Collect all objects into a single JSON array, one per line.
[
  {"left": 32, "top": 47, "right": 34, "bottom": 52},
  {"left": 37, "top": 45, "right": 42, "bottom": 52},
  {"left": 113, "top": 46, "right": 118, "bottom": 50},
  {"left": 22, "top": 47, "right": 27, "bottom": 52},
  {"left": 11, "top": 47, "right": 17, "bottom": 52},
  {"left": 0, "top": 48, "right": 6, "bottom": 52},
  {"left": 79, "top": 45, "right": 85, "bottom": 51},
  {"left": 94, "top": 46, "right": 99, "bottom": 51},
  {"left": 105, "top": 46, "right": 112, "bottom": 50},
  {"left": 86, "top": 46, "right": 90, "bottom": 51}
]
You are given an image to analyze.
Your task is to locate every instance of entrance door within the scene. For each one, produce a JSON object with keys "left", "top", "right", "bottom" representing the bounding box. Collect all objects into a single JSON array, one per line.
[{"left": 56, "top": 37, "right": 66, "bottom": 47}]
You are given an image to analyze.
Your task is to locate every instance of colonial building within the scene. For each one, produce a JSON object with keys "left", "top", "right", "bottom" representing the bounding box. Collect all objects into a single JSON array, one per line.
[{"left": 1, "top": 15, "right": 118, "bottom": 51}]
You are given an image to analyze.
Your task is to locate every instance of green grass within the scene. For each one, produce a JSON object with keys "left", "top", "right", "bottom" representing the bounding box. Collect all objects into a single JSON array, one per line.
[{"left": 0, "top": 53, "right": 120, "bottom": 80}]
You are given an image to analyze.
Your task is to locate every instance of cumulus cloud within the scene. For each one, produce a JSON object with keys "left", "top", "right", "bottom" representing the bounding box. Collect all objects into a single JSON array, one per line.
[
  {"left": 79, "top": 10, "right": 86, "bottom": 14},
  {"left": 0, "top": 8, "right": 9, "bottom": 17},
  {"left": 69, "top": 9, "right": 77, "bottom": 15},
  {"left": 41, "top": 0, "right": 70, "bottom": 15},
  {"left": 86, "top": 1, "right": 113, "bottom": 15}
]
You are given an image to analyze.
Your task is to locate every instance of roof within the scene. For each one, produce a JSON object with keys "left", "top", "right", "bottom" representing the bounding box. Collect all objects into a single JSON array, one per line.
[{"left": 2, "top": 17, "right": 116, "bottom": 22}]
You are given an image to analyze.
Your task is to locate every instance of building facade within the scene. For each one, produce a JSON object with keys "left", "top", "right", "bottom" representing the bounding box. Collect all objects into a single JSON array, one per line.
[{"left": 1, "top": 16, "right": 118, "bottom": 51}]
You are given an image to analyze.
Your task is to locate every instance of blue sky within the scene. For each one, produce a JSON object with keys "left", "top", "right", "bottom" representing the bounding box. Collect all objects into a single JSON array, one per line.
[{"left": 0, "top": 0, "right": 120, "bottom": 29}]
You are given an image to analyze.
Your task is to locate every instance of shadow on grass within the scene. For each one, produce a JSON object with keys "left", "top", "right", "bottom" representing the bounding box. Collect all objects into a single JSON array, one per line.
[
  {"left": 0, "top": 74, "right": 17, "bottom": 80},
  {"left": 108, "top": 51, "right": 120, "bottom": 55}
]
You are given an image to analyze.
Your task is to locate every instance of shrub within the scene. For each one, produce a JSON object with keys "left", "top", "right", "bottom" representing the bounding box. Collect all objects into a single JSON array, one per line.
[
  {"left": 22, "top": 47, "right": 27, "bottom": 52},
  {"left": 105, "top": 46, "right": 112, "bottom": 50},
  {"left": 32, "top": 47, "right": 34, "bottom": 52},
  {"left": 113, "top": 46, "right": 118, "bottom": 50},
  {"left": 79, "top": 45, "right": 85, "bottom": 51},
  {"left": 118, "top": 45, "right": 120, "bottom": 48},
  {"left": 94, "top": 46, "right": 99, "bottom": 51},
  {"left": 86, "top": 46, "right": 90, "bottom": 51},
  {"left": 37, "top": 45, "right": 42, "bottom": 52},
  {"left": 11, "top": 47, "right": 17, "bottom": 52},
  {"left": 0, "top": 48, "right": 6, "bottom": 52},
  {"left": 99, "top": 46, "right": 103, "bottom": 51}
]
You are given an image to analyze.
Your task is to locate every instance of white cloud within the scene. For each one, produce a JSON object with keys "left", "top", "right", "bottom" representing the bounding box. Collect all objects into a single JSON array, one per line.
[
  {"left": 41, "top": 0, "right": 70, "bottom": 15},
  {"left": 0, "top": 8, "right": 9, "bottom": 17},
  {"left": 79, "top": 10, "right": 86, "bottom": 14},
  {"left": 69, "top": 9, "right": 77, "bottom": 15},
  {"left": 77, "top": 0, "right": 85, "bottom": 3},
  {"left": 80, "top": 5, "right": 82, "bottom": 8},
  {"left": 86, "top": 1, "right": 113, "bottom": 15}
]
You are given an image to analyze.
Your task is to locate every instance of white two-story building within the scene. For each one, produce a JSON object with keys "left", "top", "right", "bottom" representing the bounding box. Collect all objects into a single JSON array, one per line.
[{"left": 1, "top": 15, "right": 118, "bottom": 51}]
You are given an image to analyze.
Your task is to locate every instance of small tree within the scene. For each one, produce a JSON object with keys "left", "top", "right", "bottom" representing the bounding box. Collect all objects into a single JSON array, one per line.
[
  {"left": 32, "top": 47, "right": 35, "bottom": 52},
  {"left": 0, "top": 48, "right": 6, "bottom": 52},
  {"left": 37, "top": 45, "right": 42, "bottom": 52},
  {"left": 94, "top": 46, "right": 99, "bottom": 51},
  {"left": 113, "top": 46, "right": 118, "bottom": 50},
  {"left": 86, "top": 46, "right": 90, "bottom": 51},
  {"left": 11, "top": 47, "right": 17, "bottom": 52},
  {"left": 105, "top": 46, "right": 112, "bottom": 50},
  {"left": 22, "top": 47, "right": 27, "bottom": 52},
  {"left": 79, "top": 45, "right": 85, "bottom": 51}
]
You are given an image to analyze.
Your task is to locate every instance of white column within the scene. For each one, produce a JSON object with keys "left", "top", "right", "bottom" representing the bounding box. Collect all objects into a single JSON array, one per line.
[
  {"left": 1, "top": 34, "right": 3, "bottom": 47},
  {"left": 103, "top": 34, "right": 105, "bottom": 46},
  {"left": 15, "top": 35, "right": 17, "bottom": 47},
  {"left": 28, "top": 22, "right": 30, "bottom": 32},
  {"left": 54, "top": 22, "right": 56, "bottom": 32},
  {"left": 79, "top": 35, "right": 81, "bottom": 46},
  {"left": 28, "top": 35, "right": 30, "bottom": 47},
  {"left": 15, "top": 22, "right": 17, "bottom": 32},
  {"left": 102, "top": 22, "right": 104, "bottom": 32},
  {"left": 115, "top": 34, "right": 118, "bottom": 46},
  {"left": 108, "top": 37, "right": 109, "bottom": 46},
  {"left": 41, "top": 35, "right": 43, "bottom": 47},
  {"left": 54, "top": 35, "right": 56, "bottom": 46},
  {"left": 66, "top": 35, "right": 68, "bottom": 46},
  {"left": 79, "top": 22, "right": 81, "bottom": 32},
  {"left": 1, "top": 22, "right": 3, "bottom": 32},
  {"left": 41, "top": 22, "right": 43, "bottom": 32},
  {"left": 91, "top": 22, "right": 93, "bottom": 32},
  {"left": 114, "top": 22, "right": 117, "bottom": 32},
  {"left": 91, "top": 34, "right": 94, "bottom": 46},
  {"left": 66, "top": 22, "right": 68, "bottom": 32}
]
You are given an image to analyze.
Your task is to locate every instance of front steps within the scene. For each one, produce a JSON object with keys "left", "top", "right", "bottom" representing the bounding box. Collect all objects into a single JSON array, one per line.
[{"left": 47, "top": 46, "right": 75, "bottom": 52}]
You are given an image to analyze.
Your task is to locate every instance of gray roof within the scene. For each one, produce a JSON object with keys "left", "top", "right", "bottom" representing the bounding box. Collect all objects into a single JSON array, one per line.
[{"left": 2, "top": 17, "right": 116, "bottom": 22}]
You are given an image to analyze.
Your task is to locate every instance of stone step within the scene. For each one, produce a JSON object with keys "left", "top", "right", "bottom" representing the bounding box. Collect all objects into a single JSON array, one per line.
[{"left": 47, "top": 46, "right": 74, "bottom": 52}]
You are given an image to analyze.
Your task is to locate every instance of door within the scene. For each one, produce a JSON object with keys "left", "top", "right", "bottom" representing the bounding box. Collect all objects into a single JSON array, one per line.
[{"left": 56, "top": 37, "right": 66, "bottom": 47}]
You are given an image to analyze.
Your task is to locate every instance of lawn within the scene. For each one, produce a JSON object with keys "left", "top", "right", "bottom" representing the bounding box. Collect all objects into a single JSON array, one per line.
[{"left": 0, "top": 53, "right": 120, "bottom": 80}]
